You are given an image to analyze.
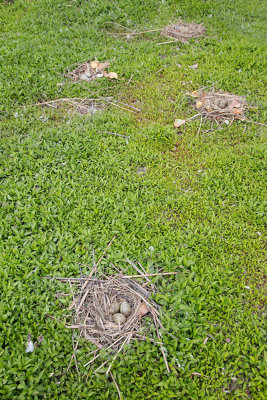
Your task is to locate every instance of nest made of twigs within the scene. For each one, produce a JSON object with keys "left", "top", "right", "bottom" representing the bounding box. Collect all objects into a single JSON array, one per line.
[
  {"left": 68, "top": 275, "right": 156, "bottom": 350},
  {"left": 161, "top": 21, "right": 205, "bottom": 42},
  {"left": 35, "top": 98, "right": 105, "bottom": 116},
  {"left": 47, "top": 247, "right": 177, "bottom": 375},
  {"left": 190, "top": 89, "right": 248, "bottom": 122},
  {"left": 64, "top": 99, "right": 104, "bottom": 116},
  {"left": 65, "top": 60, "right": 117, "bottom": 83}
]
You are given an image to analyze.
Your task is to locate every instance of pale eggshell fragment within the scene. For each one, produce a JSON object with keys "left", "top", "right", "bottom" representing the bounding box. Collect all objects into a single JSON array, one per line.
[{"left": 26, "top": 340, "right": 34, "bottom": 353}]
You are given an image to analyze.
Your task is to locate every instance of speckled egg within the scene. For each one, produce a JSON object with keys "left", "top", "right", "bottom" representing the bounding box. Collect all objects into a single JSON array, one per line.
[
  {"left": 110, "top": 301, "right": 120, "bottom": 315},
  {"left": 113, "top": 313, "right": 127, "bottom": 325},
  {"left": 120, "top": 301, "right": 131, "bottom": 317}
]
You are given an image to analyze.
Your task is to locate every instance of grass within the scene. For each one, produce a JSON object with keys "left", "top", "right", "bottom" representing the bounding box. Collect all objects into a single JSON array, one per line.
[{"left": 0, "top": 0, "right": 266, "bottom": 399}]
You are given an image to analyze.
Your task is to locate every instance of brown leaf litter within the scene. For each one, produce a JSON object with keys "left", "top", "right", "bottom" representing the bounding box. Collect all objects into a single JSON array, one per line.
[
  {"left": 161, "top": 21, "right": 205, "bottom": 43},
  {"left": 65, "top": 60, "right": 118, "bottom": 83}
]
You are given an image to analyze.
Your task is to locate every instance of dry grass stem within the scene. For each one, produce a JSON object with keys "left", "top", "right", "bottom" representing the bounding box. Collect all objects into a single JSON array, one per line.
[
  {"left": 105, "top": 28, "right": 162, "bottom": 36},
  {"left": 98, "top": 131, "right": 130, "bottom": 139},
  {"left": 156, "top": 39, "right": 179, "bottom": 45},
  {"left": 107, "top": 101, "right": 138, "bottom": 114},
  {"left": 110, "top": 371, "right": 122, "bottom": 400}
]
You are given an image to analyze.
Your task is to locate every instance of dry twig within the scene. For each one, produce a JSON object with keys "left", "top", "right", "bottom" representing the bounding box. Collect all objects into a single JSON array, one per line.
[
  {"left": 110, "top": 371, "right": 122, "bottom": 400},
  {"left": 98, "top": 131, "right": 130, "bottom": 139}
]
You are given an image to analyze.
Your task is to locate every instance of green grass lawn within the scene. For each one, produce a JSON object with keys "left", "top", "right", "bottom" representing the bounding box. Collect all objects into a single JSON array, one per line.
[{"left": 0, "top": 0, "right": 266, "bottom": 399}]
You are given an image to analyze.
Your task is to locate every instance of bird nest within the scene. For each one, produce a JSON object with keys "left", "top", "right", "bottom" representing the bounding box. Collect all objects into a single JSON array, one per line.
[
  {"left": 65, "top": 60, "right": 118, "bottom": 82},
  {"left": 34, "top": 98, "right": 105, "bottom": 116},
  {"left": 63, "top": 99, "right": 104, "bottom": 116},
  {"left": 69, "top": 275, "right": 154, "bottom": 350},
  {"left": 161, "top": 21, "right": 205, "bottom": 42},
  {"left": 189, "top": 89, "right": 248, "bottom": 122},
  {"left": 47, "top": 245, "right": 177, "bottom": 376}
]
